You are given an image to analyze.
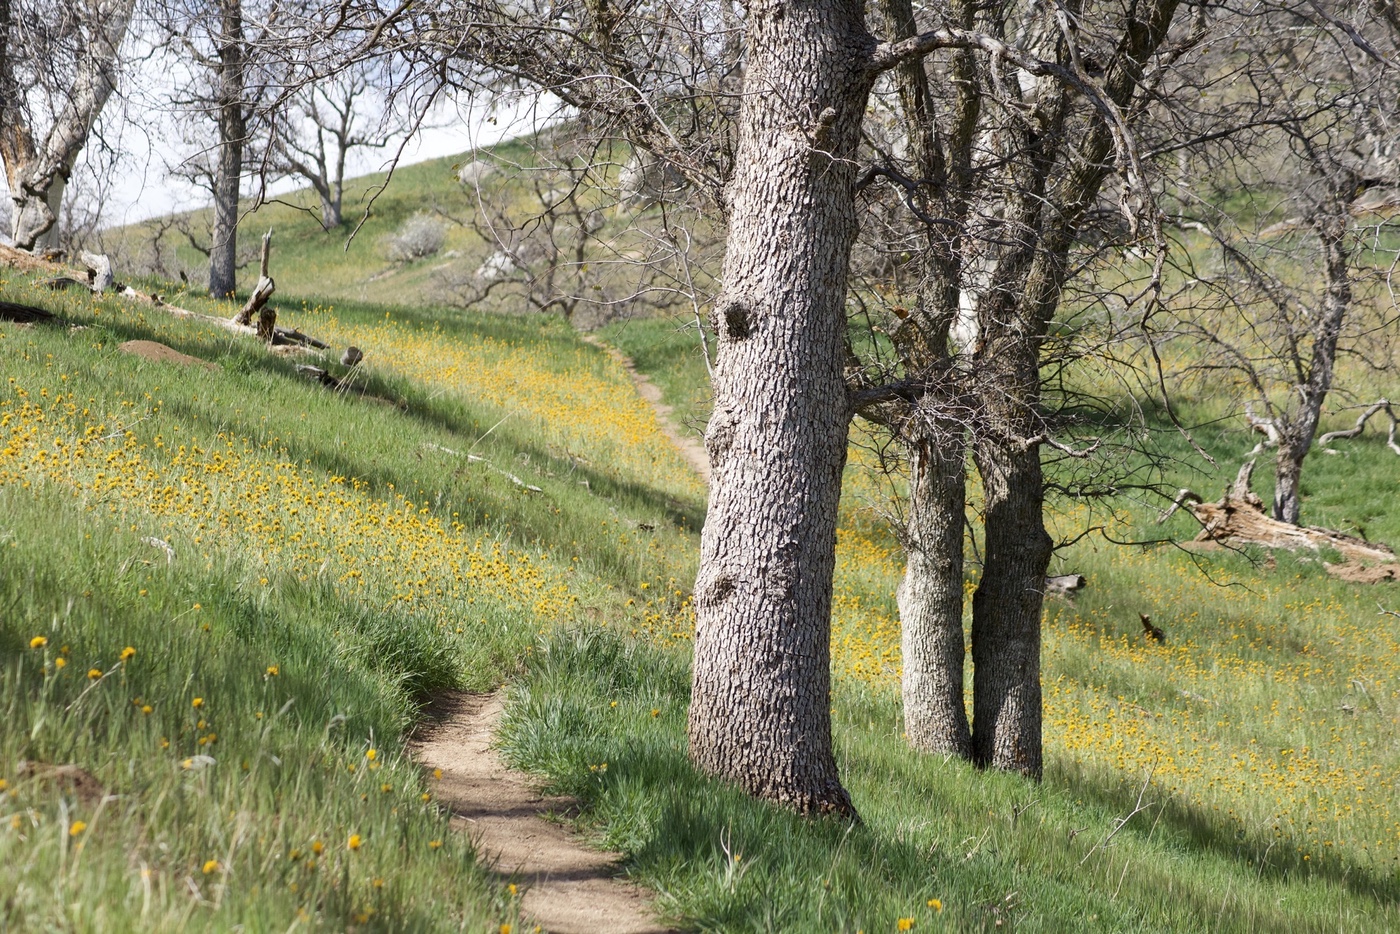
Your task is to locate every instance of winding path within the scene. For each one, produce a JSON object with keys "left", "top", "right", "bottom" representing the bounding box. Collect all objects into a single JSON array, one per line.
[
  {"left": 413, "top": 693, "right": 673, "bottom": 934},
  {"left": 412, "top": 336, "right": 707, "bottom": 932}
]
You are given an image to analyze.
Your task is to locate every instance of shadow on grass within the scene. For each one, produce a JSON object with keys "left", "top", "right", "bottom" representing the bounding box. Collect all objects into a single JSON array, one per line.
[
  {"left": 1052, "top": 757, "right": 1400, "bottom": 908},
  {"left": 496, "top": 629, "right": 1395, "bottom": 933}
]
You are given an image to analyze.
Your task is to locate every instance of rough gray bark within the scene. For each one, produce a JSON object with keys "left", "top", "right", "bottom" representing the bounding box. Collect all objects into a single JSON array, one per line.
[
  {"left": 209, "top": 0, "right": 246, "bottom": 298},
  {"left": 970, "top": 431, "right": 1053, "bottom": 775},
  {"left": 688, "top": 0, "right": 874, "bottom": 817},
  {"left": 1272, "top": 213, "right": 1350, "bottom": 525},
  {"left": 965, "top": 0, "right": 1178, "bottom": 776},
  {"left": 898, "top": 422, "right": 972, "bottom": 756},
  {"left": 878, "top": 0, "right": 979, "bottom": 759},
  {"left": 0, "top": 0, "right": 134, "bottom": 251}
]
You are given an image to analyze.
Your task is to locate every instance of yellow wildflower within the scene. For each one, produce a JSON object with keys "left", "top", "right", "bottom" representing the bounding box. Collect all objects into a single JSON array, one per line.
[
  {"left": 119, "top": 646, "right": 136, "bottom": 662},
  {"left": 927, "top": 899, "right": 943, "bottom": 913},
  {"left": 87, "top": 668, "right": 102, "bottom": 680},
  {"left": 202, "top": 859, "right": 219, "bottom": 874},
  {"left": 29, "top": 636, "right": 47, "bottom": 649},
  {"left": 347, "top": 834, "right": 362, "bottom": 850},
  {"left": 191, "top": 697, "right": 204, "bottom": 708},
  {"left": 69, "top": 821, "right": 87, "bottom": 836}
]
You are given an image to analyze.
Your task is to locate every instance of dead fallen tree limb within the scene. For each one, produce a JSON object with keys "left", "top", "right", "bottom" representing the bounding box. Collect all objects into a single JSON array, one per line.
[
  {"left": 421, "top": 441, "right": 544, "bottom": 493},
  {"left": 1157, "top": 488, "right": 1204, "bottom": 524},
  {"left": 1319, "top": 400, "right": 1400, "bottom": 455},
  {"left": 1045, "top": 574, "right": 1086, "bottom": 598},
  {"left": 122, "top": 287, "right": 329, "bottom": 348},
  {"left": 1169, "top": 461, "right": 1397, "bottom": 573}
]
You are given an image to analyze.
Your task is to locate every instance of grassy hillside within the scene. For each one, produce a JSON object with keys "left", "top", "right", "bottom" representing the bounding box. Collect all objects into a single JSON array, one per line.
[
  {"left": 0, "top": 269, "right": 702, "bottom": 930},
  {"left": 3, "top": 150, "right": 1399, "bottom": 931}
]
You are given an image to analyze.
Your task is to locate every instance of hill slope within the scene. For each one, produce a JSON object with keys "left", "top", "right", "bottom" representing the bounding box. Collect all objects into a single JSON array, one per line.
[{"left": 2, "top": 153, "right": 1398, "bottom": 930}]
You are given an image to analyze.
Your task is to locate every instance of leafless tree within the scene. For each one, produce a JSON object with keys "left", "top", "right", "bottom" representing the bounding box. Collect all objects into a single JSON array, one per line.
[
  {"left": 0, "top": 0, "right": 135, "bottom": 251},
  {"left": 436, "top": 132, "right": 719, "bottom": 329},
  {"left": 267, "top": 61, "right": 408, "bottom": 229},
  {"left": 842, "top": 0, "right": 1190, "bottom": 776},
  {"left": 1161, "top": 0, "right": 1400, "bottom": 524},
  {"left": 153, "top": 0, "right": 288, "bottom": 296}
]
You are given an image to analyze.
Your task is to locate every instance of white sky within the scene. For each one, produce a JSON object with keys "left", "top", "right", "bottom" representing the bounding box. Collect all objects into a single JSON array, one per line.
[{"left": 90, "top": 90, "right": 555, "bottom": 229}]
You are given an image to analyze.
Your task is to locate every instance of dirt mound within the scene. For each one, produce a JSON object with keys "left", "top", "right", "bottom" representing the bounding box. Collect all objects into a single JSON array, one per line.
[
  {"left": 119, "top": 340, "right": 219, "bottom": 372},
  {"left": 413, "top": 692, "right": 672, "bottom": 934},
  {"left": 1327, "top": 563, "right": 1400, "bottom": 584},
  {"left": 17, "top": 761, "right": 108, "bottom": 804}
]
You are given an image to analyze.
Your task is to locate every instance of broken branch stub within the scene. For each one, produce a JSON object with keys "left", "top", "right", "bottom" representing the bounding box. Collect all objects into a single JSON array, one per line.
[
  {"left": 79, "top": 252, "right": 114, "bottom": 292},
  {"left": 234, "top": 229, "right": 275, "bottom": 327}
]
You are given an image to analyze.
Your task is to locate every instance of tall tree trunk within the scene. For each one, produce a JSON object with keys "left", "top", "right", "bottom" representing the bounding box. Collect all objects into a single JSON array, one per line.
[
  {"left": 0, "top": 0, "right": 133, "bottom": 251},
  {"left": 878, "top": 0, "right": 981, "bottom": 757},
  {"left": 1273, "top": 211, "right": 1350, "bottom": 524},
  {"left": 688, "top": 0, "right": 874, "bottom": 817},
  {"left": 899, "top": 420, "right": 972, "bottom": 756},
  {"left": 970, "top": 434, "right": 1052, "bottom": 776},
  {"left": 209, "top": 0, "right": 246, "bottom": 298}
]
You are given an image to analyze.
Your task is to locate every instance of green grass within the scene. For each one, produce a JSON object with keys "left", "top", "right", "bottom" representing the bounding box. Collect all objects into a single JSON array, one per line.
[
  {"left": 598, "top": 314, "right": 714, "bottom": 434},
  {"left": 0, "top": 267, "right": 701, "bottom": 930},
  {"left": 500, "top": 628, "right": 1392, "bottom": 932},
  {"left": 9, "top": 146, "right": 1400, "bottom": 932}
]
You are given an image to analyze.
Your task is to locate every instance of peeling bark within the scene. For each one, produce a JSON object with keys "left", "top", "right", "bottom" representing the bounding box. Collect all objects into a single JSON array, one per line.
[{"left": 0, "top": 0, "right": 134, "bottom": 251}]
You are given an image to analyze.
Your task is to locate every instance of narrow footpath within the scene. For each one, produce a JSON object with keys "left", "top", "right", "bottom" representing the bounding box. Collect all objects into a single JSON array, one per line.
[
  {"left": 413, "top": 337, "right": 701, "bottom": 933},
  {"left": 413, "top": 693, "right": 673, "bottom": 934}
]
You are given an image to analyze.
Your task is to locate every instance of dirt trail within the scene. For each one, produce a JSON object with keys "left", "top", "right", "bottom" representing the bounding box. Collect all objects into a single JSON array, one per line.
[
  {"left": 410, "top": 338, "right": 705, "bottom": 932},
  {"left": 581, "top": 333, "right": 711, "bottom": 485},
  {"left": 413, "top": 693, "right": 673, "bottom": 934}
]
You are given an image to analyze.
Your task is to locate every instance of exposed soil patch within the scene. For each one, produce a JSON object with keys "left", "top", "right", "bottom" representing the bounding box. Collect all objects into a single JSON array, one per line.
[
  {"left": 1328, "top": 563, "right": 1400, "bottom": 584},
  {"left": 413, "top": 692, "right": 673, "bottom": 934},
  {"left": 17, "top": 761, "right": 108, "bottom": 805},
  {"left": 119, "top": 340, "right": 220, "bottom": 372},
  {"left": 581, "top": 334, "right": 710, "bottom": 485}
]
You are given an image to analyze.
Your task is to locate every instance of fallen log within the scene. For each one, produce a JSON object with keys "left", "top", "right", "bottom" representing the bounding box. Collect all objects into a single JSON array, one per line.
[
  {"left": 1166, "top": 461, "right": 1397, "bottom": 571},
  {"left": 0, "top": 300, "right": 58, "bottom": 323},
  {"left": 121, "top": 286, "right": 329, "bottom": 348}
]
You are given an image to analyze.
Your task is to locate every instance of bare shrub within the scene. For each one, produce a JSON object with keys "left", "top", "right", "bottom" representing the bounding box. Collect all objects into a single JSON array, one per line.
[{"left": 384, "top": 213, "right": 446, "bottom": 261}]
